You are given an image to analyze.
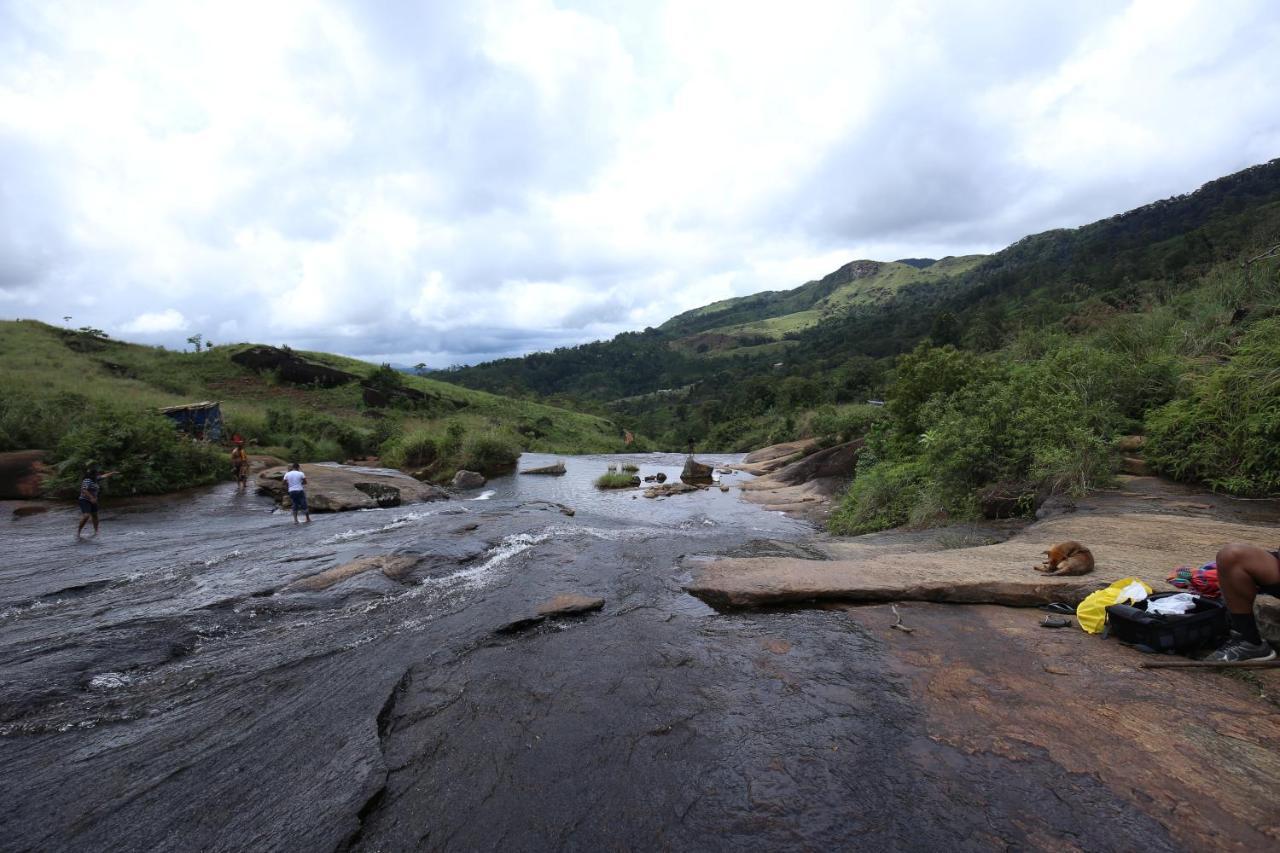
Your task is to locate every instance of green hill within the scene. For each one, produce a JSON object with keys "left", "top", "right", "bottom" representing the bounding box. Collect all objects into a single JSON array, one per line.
[
  {"left": 0, "top": 320, "right": 631, "bottom": 494},
  {"left": 439, "top": 158, "right": 1280, "bottom": 527}
]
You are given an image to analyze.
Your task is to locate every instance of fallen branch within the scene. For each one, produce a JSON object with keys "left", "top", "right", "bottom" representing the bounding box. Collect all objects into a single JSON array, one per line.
[
  {"left": 889, "top": 604, "right": 915, "bottom": 634},
  {"left": 1138, "top": 659, "right": 1280, "bottom": 669}
]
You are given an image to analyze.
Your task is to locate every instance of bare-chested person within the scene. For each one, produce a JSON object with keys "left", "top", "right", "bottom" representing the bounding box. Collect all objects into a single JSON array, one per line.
[{"left": 1205, "top": 543, "right": 1280, "bottom": 662}]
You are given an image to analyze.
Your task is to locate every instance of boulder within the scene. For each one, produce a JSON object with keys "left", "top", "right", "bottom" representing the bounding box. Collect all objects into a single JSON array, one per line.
[
  {"left": 231, "top": 345, "right": 356, "bottom": 388},
  {"left": 12, "top": 504, "right": 50, "bottom": 518},
  {"left": 680, "top": 456, "right": 714, "bottom": 484},
  {"left": 655, "top": 472, "right": 667, "bottom": 483},
  {"left": 0, "top": 450, "right": 50, "bottom": 499},
  {"left": 361, "top": 384, "right": 427, "bottom": 409},
  {"left": 738, "top": 440, "right": 862, "bottom": 523},
  {"left": 729, "top": 439, "right": 821, "bottom": 475},
  {"left": 257, "top": 463, "right": 448, "bottom": 512},
  {"left": 452, "top": 470, "right": 486, "bottom": 489},
  {"left": 521, "top": 461, "right": 566, "bottom": 476}
]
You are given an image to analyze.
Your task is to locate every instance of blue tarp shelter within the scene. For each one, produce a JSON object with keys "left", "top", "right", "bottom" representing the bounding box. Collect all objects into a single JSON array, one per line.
[{"left": 159, "top": 401, "right": 223, "bottom": 441}]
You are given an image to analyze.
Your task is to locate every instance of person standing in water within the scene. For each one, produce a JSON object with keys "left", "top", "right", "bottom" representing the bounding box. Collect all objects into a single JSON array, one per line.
[
  {"left": 282, "top": 463, "right": 310, "bottom": 524},
  {"left": 76, "top": 465, "right": 118, "bottom": 538},
  {"left": 230, "top": 439, "right": 250, "bottom": 492}
]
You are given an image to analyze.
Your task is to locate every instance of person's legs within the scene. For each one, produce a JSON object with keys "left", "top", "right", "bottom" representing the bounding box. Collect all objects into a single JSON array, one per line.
[
  {"left": 76, "top": 512, "right": 90, "bottom": 537},
  {"left": 90, "top": 510, "right": 99, "bottom": 535},
  {"left": 1207, "top": 543, "right": 1279, "bottom": 660}
]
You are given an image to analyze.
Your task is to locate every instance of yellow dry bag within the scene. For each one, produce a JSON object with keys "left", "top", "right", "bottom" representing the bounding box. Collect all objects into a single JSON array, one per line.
[{"left": 1076, "top": 577, "right": 1153, "bottom": 634}]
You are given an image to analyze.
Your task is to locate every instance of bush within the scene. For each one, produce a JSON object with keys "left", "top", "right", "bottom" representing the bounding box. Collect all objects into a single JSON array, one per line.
[
  {"left": 459, "top": 431, "right": 520, "bottom": 475},
  {"left": 1145, "top": 317, "right": 1280, "bottom": 494},
  {"left": 50, "top": 405, "right": 227, "bottom": 495},
  {"left": 382, "top": 430, "right": 439, "bottom": 470},
  {"left": 595, "top": 471, "right": 637, "bottom": 489}
]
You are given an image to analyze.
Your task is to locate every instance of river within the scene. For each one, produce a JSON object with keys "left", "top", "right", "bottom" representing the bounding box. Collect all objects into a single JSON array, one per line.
[{"left": 0, "top": 452, "right": 1174, "bottom": 851}]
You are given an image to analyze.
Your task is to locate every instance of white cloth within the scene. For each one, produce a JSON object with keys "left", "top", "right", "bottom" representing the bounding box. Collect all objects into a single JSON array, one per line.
[
  {"left": 1116, "top": 581, "right": 1150, "bottom": 605},
  {"left": 1147, "top": 593, "right": 1198, "bottom": 616},
  {"left": 282, "top": 470, "right": 306, "bottom": 492}
]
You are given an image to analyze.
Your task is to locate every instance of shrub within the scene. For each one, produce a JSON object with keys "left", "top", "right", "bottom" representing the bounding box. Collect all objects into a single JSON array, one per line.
[
  {"left": 382, "top": 430, "right": 439, "bottom": 470},
  {"left": 595, "top": 471, "right": 637, "bottom": 489},
  {"left": 1145, "top": 317, "right": 1280, "bottom": 495},
  {"left": 460, "top": 431, "right": 520, "bottom": 475},
  {"left": 50, "top": 405, "right": 227, "bottom": 495}
]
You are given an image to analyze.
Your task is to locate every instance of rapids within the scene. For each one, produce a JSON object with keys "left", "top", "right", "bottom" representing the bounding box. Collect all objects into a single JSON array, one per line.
[{"left": 0, "top": 453, "right": 1174, "bottom": 851}]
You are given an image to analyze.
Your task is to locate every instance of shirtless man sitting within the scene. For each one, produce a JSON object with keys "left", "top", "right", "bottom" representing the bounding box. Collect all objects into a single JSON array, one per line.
[{"left": 1206, "top": 543, "right": 1280, "bottom": 662}]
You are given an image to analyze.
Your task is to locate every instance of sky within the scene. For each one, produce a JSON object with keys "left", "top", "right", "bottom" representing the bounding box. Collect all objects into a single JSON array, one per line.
[{"left": 1, "top": 0, "right": 1278, "bottom": 366}]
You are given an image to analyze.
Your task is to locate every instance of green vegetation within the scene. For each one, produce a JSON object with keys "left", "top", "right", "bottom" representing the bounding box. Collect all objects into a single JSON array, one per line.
[
  {"left": 438, "top": 158, "right": 1280, "bottom": 532},
  {"left": 594, "top": 471, "right": 638, "bottom": 489},
  {"left": 0, "top": 320, "right": 630, "bottom": 494}
]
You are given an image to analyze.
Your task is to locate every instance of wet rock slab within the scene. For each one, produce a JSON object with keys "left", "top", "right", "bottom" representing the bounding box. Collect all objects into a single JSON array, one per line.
[
  {"left": 257, "top": 463, "right": 448, "bottom": 512},
  {"left": 496, "top": 593, "right": 605, "bottom": 634}
]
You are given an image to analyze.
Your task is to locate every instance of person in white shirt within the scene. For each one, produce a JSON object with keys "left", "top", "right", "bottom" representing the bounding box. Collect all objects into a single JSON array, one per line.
[{"left": 282, "top": 463, "right": 310, "bottom": 524}]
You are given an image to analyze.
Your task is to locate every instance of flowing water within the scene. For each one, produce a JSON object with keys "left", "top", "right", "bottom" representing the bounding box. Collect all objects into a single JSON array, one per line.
[{"left": 0, "top": 453, "right": 1174, "bottom": 851}]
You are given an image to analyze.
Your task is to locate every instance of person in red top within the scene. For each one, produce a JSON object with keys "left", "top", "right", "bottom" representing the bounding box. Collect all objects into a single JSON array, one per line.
[{"left": 230, "top": 439, "right": 250, "bottom": 492}]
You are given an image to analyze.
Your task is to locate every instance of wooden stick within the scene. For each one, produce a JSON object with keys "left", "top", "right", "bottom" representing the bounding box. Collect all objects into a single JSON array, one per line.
[
  {"left": 889, "top": 604, "right": 915, "bottom": 634},
  {"left": 1138, "top": 659, "right": 1280, "bottom": 669}
]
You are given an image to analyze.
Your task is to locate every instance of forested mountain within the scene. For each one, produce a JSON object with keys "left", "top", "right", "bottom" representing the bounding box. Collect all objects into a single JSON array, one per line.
[{"left": 440, "top": 159, "right": 1280, "bottom": 472}]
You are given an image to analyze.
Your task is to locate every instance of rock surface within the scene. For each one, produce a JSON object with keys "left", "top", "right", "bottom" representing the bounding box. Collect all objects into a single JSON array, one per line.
[
  {"left": 0, "top": 450, "right": 49, "bottom": 499},
  {"left": 283, "top": 555, "right": 423, "bottom": 592},
  {"left": 644, "top": 482, "right": 701, "bottom": 498},
  {"left": 521, "top": 461, "right": 566, "bottom": 475},
  {"left": 737, "top": 440, "right": 861, "bottom": 523},
  {"left": 727, "top": 438, "right": 821, "bottom": 476},
  {"left": 851, "top": 601, "right": 1280, "bottom": 852},
  {"left": 535, "top": 594, "right": 605, "bottom": 617},
  {"left": 452, "top": 470, "right": 486, "bottom": 489},
  {"left": 231, "top": 345, "right": 356, "bottom": 388},
  {"left": 257, "top": 463, "right": 448, "bottom": 512},
  {"left": 687, "top": 487, "right": 1280, "bottom": 608},
  {"left": 11, "top": 503, "right": 50, "bottom": 518}
]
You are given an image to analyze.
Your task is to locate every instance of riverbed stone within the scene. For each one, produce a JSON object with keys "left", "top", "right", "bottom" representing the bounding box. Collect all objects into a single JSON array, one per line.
[
  {"left": 644, "top": 482, "right": 700, "bottom": 498},
  {"left": 282, "top": 555, "right": 423, "bottom": 592},
  {"left": 521, "top": 461, "right": 566, "bottom": 475},
  {"left": 257, "top": 463, "right": 448, "bottom": 512},
  {"left": 452, "top": 470, "right": 486, "bottom": 489},
  {"left": 535, "top": 594, "right": 605, "bottom": 617}
]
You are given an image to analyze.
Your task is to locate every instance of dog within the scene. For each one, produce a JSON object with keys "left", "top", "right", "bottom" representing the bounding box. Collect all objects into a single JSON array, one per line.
[{"left": 1033, "top": 541, "right": 1095, "bottom": 576}]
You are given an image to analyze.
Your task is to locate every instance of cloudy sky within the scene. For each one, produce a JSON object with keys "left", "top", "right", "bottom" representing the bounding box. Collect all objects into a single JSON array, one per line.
[{"left": 1, "top": 1, "right": 1278, "bottom": 365}]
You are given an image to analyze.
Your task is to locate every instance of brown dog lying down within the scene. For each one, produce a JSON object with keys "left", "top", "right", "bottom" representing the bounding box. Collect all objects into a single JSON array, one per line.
[{"left": 1033, "top": 541, "right": 1095, "bottom": 576}]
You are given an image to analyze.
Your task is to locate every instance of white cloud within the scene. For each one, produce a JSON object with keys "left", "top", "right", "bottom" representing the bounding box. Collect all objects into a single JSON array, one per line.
[
  {"left": 121, "top": 309, "right": 188, "bottom": 334},
  {"left": 0, "top": 0, "right": 1277, "bottom": 365}
]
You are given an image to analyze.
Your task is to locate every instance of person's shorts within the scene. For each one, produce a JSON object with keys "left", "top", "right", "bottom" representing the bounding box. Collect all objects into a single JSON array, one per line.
[
  {"left": 77, "top": 498, "right": 96, "bottom": 515},
  {"left": 289, "top": 491, "right": 308, "bottom": 512}
]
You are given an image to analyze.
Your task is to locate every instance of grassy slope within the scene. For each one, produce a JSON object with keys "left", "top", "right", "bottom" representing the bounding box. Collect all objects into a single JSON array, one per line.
[
  {"left": 0, "top": 320, "right": 628, "bottom": 455},
  {"left": 666, "top": 256, "right": 986, "bottom": 349}
]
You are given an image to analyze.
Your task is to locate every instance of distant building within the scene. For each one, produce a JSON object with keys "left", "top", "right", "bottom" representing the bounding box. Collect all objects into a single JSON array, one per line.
[{"left": 159, "top": 401, "right": 223, "bottom": 440}]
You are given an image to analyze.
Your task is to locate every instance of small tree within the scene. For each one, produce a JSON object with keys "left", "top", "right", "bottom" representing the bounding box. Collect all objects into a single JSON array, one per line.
[
  {"left": 186, "top": 333, "right": 203, "bottom": 352},
  {"left": 414, "top": 362, "right": 427, "bottom": 376}
]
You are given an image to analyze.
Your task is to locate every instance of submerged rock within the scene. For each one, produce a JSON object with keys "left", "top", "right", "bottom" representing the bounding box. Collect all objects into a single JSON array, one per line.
[
  {"left": 12, "top": 503, "right": 50, "bottom": 518},
  {"left": 521, "top": 461, "right": 566, "bottom": 476},
  {"left": 257, "top": 463, "right": 448, "bottom": 512},
  {"left": 452, "top": 470, "right": 486, "bottom": 489},
  {"left": 535, "top": 594, "right": 605, "bottom": 617},
  {"left": 282, "top": 555, "right": 423, "bottom": 592},
  {"left": 644, "top": 482, "right": 701, "bottom": 498}
]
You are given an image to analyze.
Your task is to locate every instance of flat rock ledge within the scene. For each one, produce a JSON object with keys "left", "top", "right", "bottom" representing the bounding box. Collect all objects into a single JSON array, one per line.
[
  {"left": 685, "top": 511, "right": 1280, "bottom": 609},
  {"left": 258, "top": 463, "right": 448, "bottom": 512}
]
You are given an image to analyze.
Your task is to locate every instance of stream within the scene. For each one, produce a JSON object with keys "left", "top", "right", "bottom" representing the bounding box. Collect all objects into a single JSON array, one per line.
[{"left": 0, "top": 452, "right": 1174, "bottom": 851}]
